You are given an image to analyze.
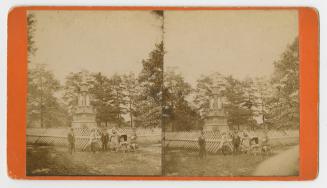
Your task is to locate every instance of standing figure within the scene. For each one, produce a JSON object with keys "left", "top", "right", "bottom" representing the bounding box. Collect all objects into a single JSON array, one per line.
[
  {"left": 198, "top": 131, "right": 206, "bottom": 159},
  {"left": 130, "top": 132, "right": 137, "bottom": 152},
  {"left": 232, "top": 131, "right": 241, "bottom": 154},
  {"left": 110, "top": 128, "right": 119, "bottom": 152},
  {"left": 67, "top": 128, "right": 76, "bottom": 154},
  {"left": 261, "top": 132, "right": 271, "bottom": 154},
  {"left": 240, "top": 131, "right": 251, "bottom": 153},
  {"left": 89, "top": 128, "right": 97, "bottom": 153},
  {"left": 220, "top": 132, "right": 232, "bottom": 155},
  {"left": 101, "top": 129, "right": 109, "bottom": 151}
]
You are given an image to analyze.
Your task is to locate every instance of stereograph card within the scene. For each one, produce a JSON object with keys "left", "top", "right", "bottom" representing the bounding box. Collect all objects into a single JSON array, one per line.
[{"left": 7, "top": 7, "right": 318, "bottom": 180}]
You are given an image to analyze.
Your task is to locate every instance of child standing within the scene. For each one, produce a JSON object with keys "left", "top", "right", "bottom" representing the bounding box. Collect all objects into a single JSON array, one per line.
[
  {"left": 130, "top": 132, "right": 137, "bottom": 152},
  {"left": 110, "top": 128, "right": 119, "bottom": 152}
]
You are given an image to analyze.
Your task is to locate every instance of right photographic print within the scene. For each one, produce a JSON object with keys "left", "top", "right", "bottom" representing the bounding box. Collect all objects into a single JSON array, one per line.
[{"left": 162, "top": 10, "right": 299, "bottom": 177}]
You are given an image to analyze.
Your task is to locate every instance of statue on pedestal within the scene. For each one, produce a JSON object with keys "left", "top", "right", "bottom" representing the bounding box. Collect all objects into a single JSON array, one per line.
[
  {"left": 71, "top": 81, "right": 97, "bottom": 128},
  {"left": 203, "top": 81, "right": 229, "bottom": 132}
]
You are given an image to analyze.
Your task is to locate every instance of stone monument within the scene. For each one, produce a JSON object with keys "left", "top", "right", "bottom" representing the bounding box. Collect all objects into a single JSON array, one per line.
[
  {"left": 203, "top": 77, "right": 229, "bottom": 132},
  {"left": 71, "top": 82, "right": 97, "bottom": 128}
]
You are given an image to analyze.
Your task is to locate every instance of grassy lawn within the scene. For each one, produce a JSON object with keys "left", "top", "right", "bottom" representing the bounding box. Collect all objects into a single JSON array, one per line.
[
  {"left": 26, "top": 144, "right": 295, "bottom": 177},
  {"left": 26, "top": 144, "right": 161, "bottom": 176},
  {"left": 163, "top": 148, "right": 288, "bottom": 176}
]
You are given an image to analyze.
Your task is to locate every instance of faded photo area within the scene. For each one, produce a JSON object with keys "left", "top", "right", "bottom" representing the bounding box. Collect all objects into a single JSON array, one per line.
[
  {"left": 26, "top": 10, "right": 163, "bottom": 176},
  {"left": 162, "top": 10, "right": 299, "bottom": 177},
  {"left": 25, "top": 9, "right": 300, "bottom": 177}
]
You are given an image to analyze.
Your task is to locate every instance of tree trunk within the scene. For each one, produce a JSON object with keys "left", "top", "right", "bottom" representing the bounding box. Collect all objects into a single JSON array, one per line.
[
  {"left": 130, "top": 99, "right": 133, "bottom": 128},
  {"left": 40, "top": 104, "right": 44, "bottom": 128}
]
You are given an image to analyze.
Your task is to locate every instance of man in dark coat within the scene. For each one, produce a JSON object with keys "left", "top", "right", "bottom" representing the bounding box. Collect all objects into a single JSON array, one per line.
[
  {"left": 198, "top": 131, "right": 206, "bottom": 159},
  {"left": 67, "top": 128, "right": 75, "bottom": 154},
  {"left": 101, "top": 129, "right": 109, "bottom": 151},
  {"left": 232, "top": 131, "right": 241, "bottom": 154}
]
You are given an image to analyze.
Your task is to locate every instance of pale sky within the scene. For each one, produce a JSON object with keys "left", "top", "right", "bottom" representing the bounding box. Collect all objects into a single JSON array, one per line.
[
  {"left": 29, "top": 10, "right": 162, "bottom": 84},
  {"left": 30, "top": 10, "right": 298, "bottom": 86},
  {"left": 164, "top": 10, "right": 298, "bottom": 85}
]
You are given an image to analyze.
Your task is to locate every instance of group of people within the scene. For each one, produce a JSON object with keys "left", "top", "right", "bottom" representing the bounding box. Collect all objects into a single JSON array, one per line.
[
  {"left": 197, "top": 130, "right": 270, "bottom": 158},
  {"left": 67, "top": 127, "right": 137, "bottom": 154}
]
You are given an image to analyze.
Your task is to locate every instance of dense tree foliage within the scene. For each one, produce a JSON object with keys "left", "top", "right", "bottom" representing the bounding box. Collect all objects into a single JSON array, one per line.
[
  {"left": 189, "top": 38, "right": 299, "bottom": 131},
  {"left": 88, "top": 72, "right": 116, "bottom": 126},
  {"left": 193, "top": 74, "right": 256, "bottom": 130},
  {"left": 163, "top": 69, "right": 201, "bottom": 131},
  {"left": 27, "top": 64, "right": 70, "bottom": 128},
  {"left": 223, "top": 76, "right": 255, "bottom": 130},
  {"left": 136, "top": 42, "right": 164, "bottom": 128},
  {"left": 27, "top": 13, "right": 37, "bottom": 63},
  {"left": 58, "top": 43, "right": 164, "bottom": 128},
  {"left": 122, "top": 73, "right": 139, "bottom": 127},
  {"left": 268, "top": 38, "right": 299, "bottom": 128},
  {"left": 138, "top": 42, "right": 164, "bottom": 105}
]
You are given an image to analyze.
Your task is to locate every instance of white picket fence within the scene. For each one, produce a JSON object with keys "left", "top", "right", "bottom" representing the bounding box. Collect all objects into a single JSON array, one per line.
[
  {"left": 27, "top": 127, "right": 161, "bottom": 150},
  {"left": 164, "top": 130, "right": 299, "bottom": 153},
  {"left": 27, "top": 127, "right": 299, "bottom": 153}
]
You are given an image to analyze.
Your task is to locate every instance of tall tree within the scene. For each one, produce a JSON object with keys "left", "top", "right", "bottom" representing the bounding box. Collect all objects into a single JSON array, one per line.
[
  {"left": 270, "top": 38, "right": 299, "bottom": 128},
  {"left": 151, "top": 10, "right": 164, "bottom": 41},
  {"left": 27, "top": 13, "right": 37, "bottom": 63},
  {"left": 89, "top": 72, "right": 115, "bottom": 126},
  {"left": 253, "top": 76, "right": 273, "bottom": 127},
  {"left": 137, "top": 42, "right": 164, "bottom": 127},
  {"left": 163, "top": 68, "right": 199, "bottom": 131},
  {"left": 122, "top": 73, "right": 139, "bottom": 128},
  {"left": 27, "top": 64, "right": 68, "bottom": 128},
  {"left": 109, "top": 74, "right": 127, "bottom": 126},
  {"left": 224, "top": 76, "right": 254, "bottom": 130},
  {"left": 134, "top": 97, "right": 161, "bottom": 128},
  {"left": 138, "top": 42, "right": 164, "bottom": 105},
  {"left": 242, "top": 78, "right": 258, "bottom": 110}
]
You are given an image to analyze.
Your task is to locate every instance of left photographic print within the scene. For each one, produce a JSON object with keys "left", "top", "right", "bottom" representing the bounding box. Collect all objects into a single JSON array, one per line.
[{"left": 26, "top": 10, "right": 163, "bottom": 176}]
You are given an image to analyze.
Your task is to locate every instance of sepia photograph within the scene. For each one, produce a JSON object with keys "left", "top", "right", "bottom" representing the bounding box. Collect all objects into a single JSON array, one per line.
[
  {"left": 162, "top": 10, "right": 299, "bottom": 177},
  {"left": 26, "top": 10, "right": 163, "bottom": 176},
  {"left": 25, "top": 9, "right": 300, "bottom": 177}
]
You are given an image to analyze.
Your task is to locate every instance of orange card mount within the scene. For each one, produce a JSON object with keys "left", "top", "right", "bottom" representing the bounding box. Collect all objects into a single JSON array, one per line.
[{"left": 7, "top": 6, "right": 318, "bottom": 180}]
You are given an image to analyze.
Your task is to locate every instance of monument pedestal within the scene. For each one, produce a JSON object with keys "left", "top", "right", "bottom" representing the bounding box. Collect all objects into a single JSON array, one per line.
[
  {"left": 71, "top": 106, "right": 97, "bottom": 128},
  {"left": 204, "top": 109, "right": 229, "bottom": 132}
]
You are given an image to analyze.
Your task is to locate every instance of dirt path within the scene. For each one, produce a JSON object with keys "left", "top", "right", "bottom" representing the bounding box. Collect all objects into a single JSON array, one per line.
[{"left": 253, "top": 145, "right": 299, "bottom": 176}]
